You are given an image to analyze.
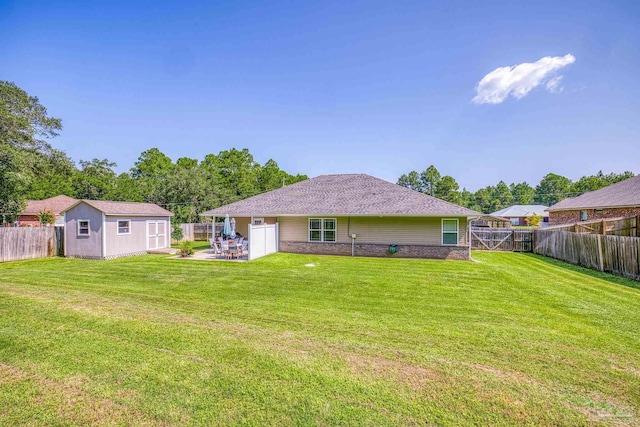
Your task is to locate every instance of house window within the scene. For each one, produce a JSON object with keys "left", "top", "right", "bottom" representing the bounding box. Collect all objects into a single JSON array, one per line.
[
  {"left": 117, "top": 220, "right": 131, "bottom": 235},
  {"left": 580, "top": 210, "right": 588, "bottom": 221},
  {"left": 442, "top": 219, "right": 459, "bottom": 245},
  {"left": 77, "top": 220, "right": 90, "bottom": 236},
  {"left": 309, "top": 218, "right": 337, "bottom": 242}
]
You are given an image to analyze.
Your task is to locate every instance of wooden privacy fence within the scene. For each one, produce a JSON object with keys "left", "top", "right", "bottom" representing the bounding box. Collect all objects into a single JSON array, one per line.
[
  {"left": 175, "top": 223, "right": 225, "bottom": 243},
  {"left": 534, "top": 229, "right": 640, "bottom": 281},
  {"left": 470, "top": 228, "right": 533, "bottom": 252},
  {"left": 0, "top": 227, "right": 58, "bottom": 262},
  {"left": 546, "top": 216, "right": 638, "bottom": 236}
]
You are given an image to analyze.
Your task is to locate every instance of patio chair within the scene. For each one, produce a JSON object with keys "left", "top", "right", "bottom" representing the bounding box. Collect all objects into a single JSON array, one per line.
[
  {"left": 220, "top": 240, "right": 230, "bottom": 259},
  {"left": 228, "top": 240, "right": 238, "bottom": 259},
  {"left": 210, "top": 238, "right": 221, "bottom": 255}
]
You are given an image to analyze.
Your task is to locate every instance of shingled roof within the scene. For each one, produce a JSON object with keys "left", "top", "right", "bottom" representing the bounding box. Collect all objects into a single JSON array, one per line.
[
  {"left": 547, "top": 174, "right": 640, "bottom": 211},
  {"left": 492, "top": 205, "right": 549, "bottom": 218},
  {"left": 200, "top": 174, "right": 480, "bottom": 217},
  {"left": 62, "top": 200, "right": 173, "bottom": 216},
  {"left": 23, "top": 195, "right": 78, "bottom": 215}
]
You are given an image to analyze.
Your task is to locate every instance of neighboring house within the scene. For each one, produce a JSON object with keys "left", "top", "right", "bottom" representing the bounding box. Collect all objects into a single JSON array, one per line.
[
  {"left": 469, "top": 215, "right": 512, "bottom": 229},
  {"left": 18, "top": 195, "right": 78, "bottom": 226},
  {"left": 547, "top": 174, "right": 640, "bottom": 225},
  {"left": 61, "top": 200, "right": 173, "bottom": 259},
  {"left": 490, "top": 205, "right": 549, "bottom": 227},
  {"left": 200, "top": 174, "right": 480, "bottom": 260}
]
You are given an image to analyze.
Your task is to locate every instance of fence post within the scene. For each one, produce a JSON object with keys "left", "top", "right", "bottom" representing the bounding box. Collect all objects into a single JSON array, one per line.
[
  {"left": 596, "top": 234, "right": 604, "bottom": 272},
  {"left": 602, "top": 219, "right": 606, "bottom": 235}
]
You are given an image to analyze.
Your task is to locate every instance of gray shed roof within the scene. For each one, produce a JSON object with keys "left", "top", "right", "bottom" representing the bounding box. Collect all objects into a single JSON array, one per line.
[
  {"left": 63, "top": 200, "right": 173, "bottom": 216},
  {"left": 547, "top": 174, "right": 640, "bottom": 212},
  {"left": 200, "top": 174, "right": 480, "bottom": 217},
  {"left": 491, "top": 205, "right": 549, "bottom": 218}
]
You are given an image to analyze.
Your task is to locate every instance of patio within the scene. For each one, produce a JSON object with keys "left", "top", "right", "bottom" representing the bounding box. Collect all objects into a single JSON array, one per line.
[{"left": 173, "top": 248, "right": 248, "bottom": 262}]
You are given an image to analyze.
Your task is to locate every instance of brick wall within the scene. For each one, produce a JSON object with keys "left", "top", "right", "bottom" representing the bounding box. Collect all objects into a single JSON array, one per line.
[
  {"left": 279, "top": 241, "right": 469, "bottom": 260},
  {"left": 549, "top": 207, "right": 640, "bottom": 225},
  {"left": 16, "top": 215, "right": 40, "bottom": 226}
]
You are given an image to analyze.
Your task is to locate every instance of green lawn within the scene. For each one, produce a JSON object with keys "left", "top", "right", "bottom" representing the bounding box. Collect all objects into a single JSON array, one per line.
[{"left": 1, "top": 252, "right": 639, "bottom": 426}]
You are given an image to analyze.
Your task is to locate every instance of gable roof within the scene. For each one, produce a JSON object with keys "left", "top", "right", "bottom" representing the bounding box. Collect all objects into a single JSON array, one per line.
[
  {"left": 200, "top": 174, "right": 480, "bottom": 217},
  {"left": 491, "top": 205, "right": 549, "bottom": 218},
  {"left": 22, "top": 195, "right": 78, "bottom": 215},
  {"left": 63, "top": 200, "right": 173, "bottom": 217},
  {"left": 547, "top": 175, "right": 640, "bottom": 212}
]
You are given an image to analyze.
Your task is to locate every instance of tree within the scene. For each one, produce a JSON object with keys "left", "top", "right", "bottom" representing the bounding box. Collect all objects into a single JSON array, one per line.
[
  {"left": 489, "top": 181, "right": 513, "bottom": 212},
  {"left": 397, "top": 171, "right": 422, "bottom": 192},
  {"left": 420, "top": 165, "right": 441, "bottom": 196},
  {"left": 0, "top": 81, "right": 62, "bottom": 221},
  {"left": 435, "top": 175, "right": 461, "bottom": 204},
  {"left": 510, "top": 182, "right": 535, "bottom": 205},
  {"left": 26, "top": 149, "right": 76, "bottom": 200},
  {"left": 473, "top": 187, "right": 494, "bottom": 213},
  {"left": 535, "top": 173, "right": 573, "bottom": 206},
  {"left": 72, "top": 158, "right": 117, "bottom": 200}
]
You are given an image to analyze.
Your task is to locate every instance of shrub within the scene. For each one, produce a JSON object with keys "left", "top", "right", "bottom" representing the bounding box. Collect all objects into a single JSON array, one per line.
[
  {"left": 525, "top": 214, "right": 543, "bottom": 227},
  {"left": 171, "top": 223, "right": 184, "bottom": 242},
  {"left": 179, "top": 241, "right": 194, "bottom": 257},
  {"left": 37, "top": 210, "right": 56, "bottom": 226}
]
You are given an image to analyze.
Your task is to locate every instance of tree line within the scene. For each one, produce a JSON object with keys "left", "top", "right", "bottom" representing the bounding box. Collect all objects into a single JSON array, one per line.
[
  {"left": 3, "top": 80, "right": 634, "bottom": 224},
  {"left": 0, "top": 80, "right": 307, "bottom": 224},
  {"left": 398, "top": 166, "right": 634, "bottom": 214}
]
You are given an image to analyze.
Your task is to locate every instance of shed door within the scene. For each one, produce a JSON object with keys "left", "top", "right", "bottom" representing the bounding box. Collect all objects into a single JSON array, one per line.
[
  {"left": 157, "top": 221, "right": 166, "bottom": 248},
  {"left": 148, "top": 221, "right": 158, "bottom": 249}
]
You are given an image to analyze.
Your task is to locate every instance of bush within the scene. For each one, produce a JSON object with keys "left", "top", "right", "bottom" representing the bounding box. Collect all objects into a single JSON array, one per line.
[
  {"left": 37, "top": 210, "right": 56, "bottom": 226},
  {"left": 525, "top": 214, "right": 543, "bottom": 227},
  {"left": 171, "top": 223, "right": 184, "bottom": 242},
  {"left": 179, "top": 241, "right": 194, "bottom": 257}
]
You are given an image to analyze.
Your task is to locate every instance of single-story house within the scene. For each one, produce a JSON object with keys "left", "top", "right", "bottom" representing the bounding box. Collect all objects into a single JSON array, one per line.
[
  {"left": 17, "top": 195, "right": 78, "bottom": 226},
  {"left": 490, "top": 205, "right": 549, "bottom": 227},
  {"left": 469, "top": 215, "right": 512, "bottom": 229},
  {"left": 200, "top": 174, "right": 480, "bottom": 260},
  {"left": 61, "top": 200, "right": 173, "bottom": 259},
  {"left": 547, "top": 174, "right": 640, "bottom": 225}
]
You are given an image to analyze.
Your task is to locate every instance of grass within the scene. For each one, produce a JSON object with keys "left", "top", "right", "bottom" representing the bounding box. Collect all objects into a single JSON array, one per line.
[{"left": 1, "top": 251, "right": 639, "bottom": 426}]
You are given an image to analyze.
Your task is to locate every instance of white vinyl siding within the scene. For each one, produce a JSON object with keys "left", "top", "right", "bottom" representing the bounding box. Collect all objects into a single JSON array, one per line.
[
  {"left": 77, "top": 219, "right": 90, "bottom": 236},
  {"left": 308, "top": 218, "right": 337, "bottom": 242}
]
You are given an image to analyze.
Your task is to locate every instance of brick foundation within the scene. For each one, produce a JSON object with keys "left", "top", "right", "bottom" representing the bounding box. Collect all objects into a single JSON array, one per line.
[
  {"left": 549, "top": 208, "right": 640, "bottom": 226},
  {"left": 279, "top": 241, "right": 469, "bottom": 260}
]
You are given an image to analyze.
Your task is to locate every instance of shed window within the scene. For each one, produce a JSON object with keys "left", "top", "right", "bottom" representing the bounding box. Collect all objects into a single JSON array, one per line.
[
  {"left": 77, "top": 220, "right": 90, "bottom": 236},
  {"left": 309, "top": 218, "right": 336, "bottom": 242},
  {"left": 442, "top": 219, "right": 459, "bottom": 245},
  {"left": 117, "top": 220, "right": 131, "bottom": 235},
  {"left": 580, "top": 210, "right": 588, "bottom": 221}
]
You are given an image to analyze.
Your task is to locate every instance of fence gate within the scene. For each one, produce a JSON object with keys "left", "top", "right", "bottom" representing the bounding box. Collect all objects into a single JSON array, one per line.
[
  {"left": 55, "top": 227, "right": 64, "bottom": 256},
  {"left": 470, "top": 228, "right": 533, "bottom": 252}
]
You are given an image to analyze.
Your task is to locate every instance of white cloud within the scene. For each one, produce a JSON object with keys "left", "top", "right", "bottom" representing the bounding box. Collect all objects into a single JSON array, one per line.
[
  {"left": 545, "top": 76, "right": 563, "bottom": 93},
  {"left": 472, "top": 54, "right": 575, "bottom": 104}
]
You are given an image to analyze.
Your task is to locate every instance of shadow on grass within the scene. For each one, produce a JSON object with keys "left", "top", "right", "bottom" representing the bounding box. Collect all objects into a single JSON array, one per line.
[{"left": 520, "top": 252, "right": 640, "bottom": 291}]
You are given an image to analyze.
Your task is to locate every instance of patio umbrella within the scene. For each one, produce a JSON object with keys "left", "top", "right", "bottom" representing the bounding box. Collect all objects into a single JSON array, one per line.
[
  {"left": 223, "top": 214, "right": 232, "bottom": 237},
  {"left": 230, "top": 218, "right": 236, "bottom": 238}
]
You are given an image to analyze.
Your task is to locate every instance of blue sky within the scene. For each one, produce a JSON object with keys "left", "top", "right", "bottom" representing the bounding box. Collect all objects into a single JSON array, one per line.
[{"left": 2, "top": 0, "right": 639, "bottom": 190}]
